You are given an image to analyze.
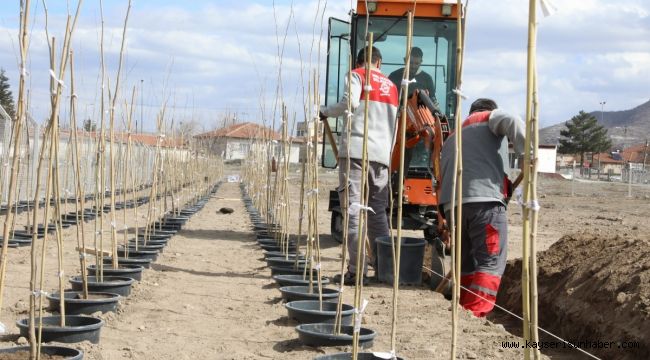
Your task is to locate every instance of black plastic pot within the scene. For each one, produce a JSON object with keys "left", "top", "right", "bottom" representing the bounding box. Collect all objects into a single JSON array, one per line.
[
  {"left": 150, "top": 222, "right": 181, "bottom": 231},
  {"left": 263, "top": 251, "right": 304, "bottom": 260},
  {"left": 103, "top": 256, "right": 153, "bottom": 268},
  {"left": 296, "top": 323, "right": 376, "bottom": 348},
  {"left": 139, "top": 232, "right": 173, "bottom": 240},
  {"left": 88, "top": 264, "right": 144, "bottom": 281},
  {"left": 273, "top": 274, "right": 330, "bottom": 287},
  {"left": 285, "top": 300, "right": 354, "bottom": 325},
  {"left": 376, "top": 236, "right": 426, "bottom": 285},
  {"left": 130, "top": 239, "right": 169, "bottom": 248},
  {"left": 12, "top": 229, "right": 43, "bottom": 239},
  {"left": 16, "top": 315, "right": 104, "bottom": 344},
  {"left": 47, "top": 290, "right": 120, "bottom": 315},
  {"left": 122, "top": 243, "right": 165, "bottom": 252},
  {"left": 162, "top": 216, "right": 189, "bottom": 224},
  {"left": 0, "top": 345, "right": 83, "bottom": 359},
  {"left": 116, "top": 249, "right": 158, "bottom": 261},
  {"left": 266, "top": 257, "right": 307, "bottom": 268},
  {"left": 314, "top": 353, "right": 404, "bottom": 360},
  {"left": 270, "top": 266, "right": 307, "bottom": 276},
  {"left": 279, "top": 286, "right": 340, "bottom": 302},
  {"left": 70, "top": 275, "right": 134, "bottom": 297},
  {"left": 261, "top": 244, "right": 297, "bottom": 252},
  {"left": 259, "top": 239, "right": 294, "bottom": 247}
]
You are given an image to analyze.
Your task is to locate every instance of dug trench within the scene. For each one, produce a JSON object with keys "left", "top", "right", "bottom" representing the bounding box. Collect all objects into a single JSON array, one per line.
[{"left": 493, "top": 233, "right": 650, "bottom": 360}]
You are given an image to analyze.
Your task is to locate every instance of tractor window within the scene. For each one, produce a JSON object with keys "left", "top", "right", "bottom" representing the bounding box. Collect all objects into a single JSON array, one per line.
[
  {"left": 353, "top": 16, "right": 457, "bottom": 119},
  {"left": 322, "top": 17, "right": 350, "bottom": 169}
]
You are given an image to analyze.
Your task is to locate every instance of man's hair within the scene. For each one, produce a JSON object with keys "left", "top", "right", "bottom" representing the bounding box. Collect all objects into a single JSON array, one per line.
[
  {"left": 356, "top": 46, "right": 382, "bottom": 66},
  {"left": 411, "top": 47, "right": 423, "bottom": 58},
  {"left": 469, "top": 98, "right": 498, "bottom": 114}
]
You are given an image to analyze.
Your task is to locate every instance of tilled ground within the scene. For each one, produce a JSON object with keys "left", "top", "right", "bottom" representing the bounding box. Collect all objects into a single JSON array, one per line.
[{"left": 1, "top": 170, "right": 647, "bottom": 359}]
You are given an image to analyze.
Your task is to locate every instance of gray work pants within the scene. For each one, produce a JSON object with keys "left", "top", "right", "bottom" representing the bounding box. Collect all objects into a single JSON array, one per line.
[{"left": 338, "top": 158, "right": 390, "bottom": 275}]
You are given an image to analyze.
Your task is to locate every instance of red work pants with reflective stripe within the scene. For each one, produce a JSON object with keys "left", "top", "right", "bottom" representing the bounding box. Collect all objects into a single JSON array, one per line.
[{"left": 449, "top": 202, "right": 508, "bottom": 317}]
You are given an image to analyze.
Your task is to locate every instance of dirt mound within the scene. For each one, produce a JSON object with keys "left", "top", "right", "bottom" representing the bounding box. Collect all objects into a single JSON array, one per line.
[{"left": 496, "top": 233, "right": 650, "bottom": 360}]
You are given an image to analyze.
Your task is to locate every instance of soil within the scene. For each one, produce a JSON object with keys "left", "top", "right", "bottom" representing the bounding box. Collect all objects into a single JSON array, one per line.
[
  {"left": 496, "top": 234, "right": 650, "bottom": 360},
  {"left": 0, "top": 169, "right": 648, "bottom": 359},
  {"left": 0, "top": 352, "right": 68, "bottom": 360}
]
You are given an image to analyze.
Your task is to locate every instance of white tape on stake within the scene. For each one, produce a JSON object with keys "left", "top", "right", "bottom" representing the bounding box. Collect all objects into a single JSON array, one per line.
[
  {"left": 373, "top": 350, "right": 397, "bottom": 360},
  {"left": 364, "top": 85, "right": 374, "bottom": 92},
  {"left": 349, "top": 202, "right": 375, "bottom": 215},
  {"left": 353, "top": 299, "right": 369, "bottom": 333},
  {"left": 452, "top": 88, "right": 468, "bottom": 100},
  {"left": 539, "top": 0, "right": 557, "bottom": 17},
  {"left": 401, "top": 78, "right": 416, "bottom": 86}
]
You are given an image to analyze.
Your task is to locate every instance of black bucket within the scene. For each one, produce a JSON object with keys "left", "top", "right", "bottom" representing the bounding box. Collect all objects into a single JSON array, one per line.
[
  {"left": 16, "top": 315, "right": 104, "bottom": 344},
  {"left": 70, "top": 275, "right": 134, "bottom": 297},
  {"left": 285, "top": 300, "right": 354, "bottom": 325},
  {"left": 0, "top": 345, "right": 83, "bottom": 359},
  {"left": 296, "top": 323, "right": 376, "bottom": 348},
  {"left": 47, "top": 291, "right": 120, "bottom": 315},
  {"left": 88, "top": 264, "right": 144, "bottom": 281},
  {"left": 376, "top": 236, "right": 426, "bottom": 285}
]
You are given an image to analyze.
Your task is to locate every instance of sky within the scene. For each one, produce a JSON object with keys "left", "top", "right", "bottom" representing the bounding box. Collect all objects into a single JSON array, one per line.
[{"left": 0, "top": 0, "right": 648, "bottom": 134}]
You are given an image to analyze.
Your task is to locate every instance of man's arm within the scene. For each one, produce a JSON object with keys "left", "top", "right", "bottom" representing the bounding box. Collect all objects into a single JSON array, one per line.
[
  {"left": 320, "top": 71, "right": 361, "bottom": 118},
  {"left": 488, "top": 109, "right": 526, "bottom": 155}
]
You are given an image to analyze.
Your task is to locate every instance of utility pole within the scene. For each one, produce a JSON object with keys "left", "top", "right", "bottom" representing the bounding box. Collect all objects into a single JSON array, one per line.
[
  {"left": 598, "top": 100, "right": 606, "bottom": 180},
  {"left": 643, "top": 139, "right": 648, "bottom": 172},
  {"left": 140, "top": 79, "right": 144, "bottom": 133}
]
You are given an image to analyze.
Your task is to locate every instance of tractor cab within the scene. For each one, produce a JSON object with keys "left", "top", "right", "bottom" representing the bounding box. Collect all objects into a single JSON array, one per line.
[{"left": 323, "top": 0, "right": 459, "bottom": 242}]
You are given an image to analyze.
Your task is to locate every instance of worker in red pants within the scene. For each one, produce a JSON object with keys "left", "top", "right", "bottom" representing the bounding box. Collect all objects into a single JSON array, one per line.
[{"left": 439, "top": 98, "right": 525, "bottom": 317}]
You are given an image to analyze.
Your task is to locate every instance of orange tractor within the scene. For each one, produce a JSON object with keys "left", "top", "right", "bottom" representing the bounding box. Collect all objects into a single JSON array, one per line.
[{"left": 322, "top": 0, "right": 459, "bottom": 248}]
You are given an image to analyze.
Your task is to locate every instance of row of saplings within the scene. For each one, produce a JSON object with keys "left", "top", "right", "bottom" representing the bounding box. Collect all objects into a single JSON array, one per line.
[
  {"left": 0, "top": 181, "right": 222, "bottom": 359},
  {"left": 241, "top": 183, "right": 434, "bottom": 360}
]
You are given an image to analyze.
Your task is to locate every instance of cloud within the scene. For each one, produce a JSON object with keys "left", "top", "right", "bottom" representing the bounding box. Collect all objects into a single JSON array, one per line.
[{"left": 0, "top": 0, "right": 648, "bottom": 132}]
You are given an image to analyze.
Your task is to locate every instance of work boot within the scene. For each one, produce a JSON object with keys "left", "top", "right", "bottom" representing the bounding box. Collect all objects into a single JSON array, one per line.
[{"left": 332, "top": 271, "right": 369, "bottom": 286}]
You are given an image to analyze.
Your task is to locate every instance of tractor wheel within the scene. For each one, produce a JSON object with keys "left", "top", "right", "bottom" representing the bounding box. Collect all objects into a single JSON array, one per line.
[{"left": 330, "top": 211, "right": 343, "bottom": 244}]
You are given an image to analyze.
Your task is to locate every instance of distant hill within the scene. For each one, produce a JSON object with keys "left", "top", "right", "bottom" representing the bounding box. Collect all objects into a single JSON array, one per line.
[{"left": 540, "top": 99, "right": 650, "bottom": 148}]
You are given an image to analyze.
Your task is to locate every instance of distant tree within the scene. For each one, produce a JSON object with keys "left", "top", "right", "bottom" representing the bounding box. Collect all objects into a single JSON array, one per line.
[
  {"left": 559, "top": 110, "right": 612, "bottom": 170},
  {"left": 82, "top": 118, "right": 97, "bottom": 132},
  {"left": 0, "top": 68, "right": 16, "bottom": 120}
]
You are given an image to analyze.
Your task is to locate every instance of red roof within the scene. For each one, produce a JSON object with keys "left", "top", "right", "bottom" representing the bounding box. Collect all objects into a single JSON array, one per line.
[
  {"left": 594, "top": 143, "right": 649, "bottom": 164},
  {"left": 195, "top": 122, "right": 281, "bottom": 140},
  {"left": 58, "top": 129, "right": 185, "bottom": 148}
]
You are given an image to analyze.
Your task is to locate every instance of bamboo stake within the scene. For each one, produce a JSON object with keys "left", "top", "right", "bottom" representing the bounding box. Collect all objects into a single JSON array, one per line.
[
  {"left": 390, "top": 12, "right": 414, "bottom": 355},
  {"left": 122, "top": 88, "right": 136, "bottom": 254},
  {"left": 311, "top": 72, "right": 324, "bottom": 309},
  {"left": 69, "top": 50, "right": 89, "bottom": 299},
  {"left": 0, "top": 0, "right": 30, "bottom": 314},
  {"left": 522, "top": 1, "right": 541, "bottom": 359},
  {"left": 450, "top": 1, "right": 466, "bottom": 358},
  {"left": 108, "top": 0, "right": 132, "bottom": 268},
  {"left": 95, "top": 0, "right": 107, "bottom": 281},
  {"left": 334, "top": 50, "right": 353, "bottom": 334},
  {"left": 351, "top": 37, "right": 374, "bottom": 360}
]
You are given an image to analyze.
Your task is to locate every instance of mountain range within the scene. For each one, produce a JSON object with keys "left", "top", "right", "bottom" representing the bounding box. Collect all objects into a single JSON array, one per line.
[{"left": 539, "top": 99, "right": 650, "bottom": 149}]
